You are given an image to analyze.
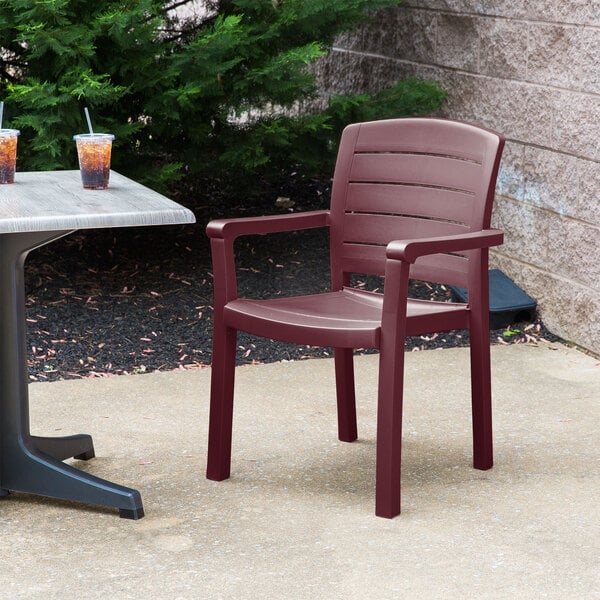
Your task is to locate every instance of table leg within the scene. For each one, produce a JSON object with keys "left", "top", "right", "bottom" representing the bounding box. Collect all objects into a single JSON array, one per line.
[{"left": 0, "top": 231, "right": 144, "bottom": 519}]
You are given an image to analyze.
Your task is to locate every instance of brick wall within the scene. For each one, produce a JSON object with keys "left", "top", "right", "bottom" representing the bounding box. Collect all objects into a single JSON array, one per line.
[{"left": 314, "top": 1, "right": 600, "bottom": 354}]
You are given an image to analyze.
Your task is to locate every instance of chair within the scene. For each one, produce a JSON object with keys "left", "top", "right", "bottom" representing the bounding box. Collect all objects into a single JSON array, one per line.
[{"left": 206, "top": 117, "right": 505, "bottom": 517}]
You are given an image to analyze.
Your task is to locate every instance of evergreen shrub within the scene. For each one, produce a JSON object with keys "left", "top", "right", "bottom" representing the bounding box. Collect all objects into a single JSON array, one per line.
[{"left": 0, "top": 0, "right": 446, "bottom": 194}]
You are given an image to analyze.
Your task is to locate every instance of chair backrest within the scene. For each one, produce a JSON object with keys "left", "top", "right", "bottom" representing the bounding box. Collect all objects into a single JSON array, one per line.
[{"left": 328, "top": 118, "right": 505, "bottom": 290}]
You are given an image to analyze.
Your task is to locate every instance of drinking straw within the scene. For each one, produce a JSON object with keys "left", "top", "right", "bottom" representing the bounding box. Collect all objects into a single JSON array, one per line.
[
  {"left": 0, "top": 101, "right": 4, "bottom": 130},
  {"left": 84, "top": 106, "right": 94, "bottom": 135}
]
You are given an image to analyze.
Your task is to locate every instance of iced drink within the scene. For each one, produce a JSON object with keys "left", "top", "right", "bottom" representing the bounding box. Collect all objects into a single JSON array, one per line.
[
  {"left": 0, "top": 129, "right": 20, "bottom": 184},
  {"left": 73, "top": 133, "right": 114, "bottom": 189}
]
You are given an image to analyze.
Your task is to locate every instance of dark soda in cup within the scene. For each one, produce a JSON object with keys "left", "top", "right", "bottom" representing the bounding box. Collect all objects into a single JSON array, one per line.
[
  {"left": 73, "top": 133, "right": 114, "bottom": 189},
  {"left": 0, "top": 129, "right": 20, "bottom": 184}
]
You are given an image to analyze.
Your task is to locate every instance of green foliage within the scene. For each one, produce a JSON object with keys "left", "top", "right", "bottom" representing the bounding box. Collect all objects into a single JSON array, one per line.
[
  {"left": 502, "top": 328, "right": 522, "bottom": 338},
  {"left": 0, "top": 0, "right": 446, "bottom": 193}
]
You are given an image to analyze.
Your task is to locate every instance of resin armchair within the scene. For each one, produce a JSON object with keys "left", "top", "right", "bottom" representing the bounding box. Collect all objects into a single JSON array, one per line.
[{"left": 206, "top": 118, "right": 505, "bottom": 517}]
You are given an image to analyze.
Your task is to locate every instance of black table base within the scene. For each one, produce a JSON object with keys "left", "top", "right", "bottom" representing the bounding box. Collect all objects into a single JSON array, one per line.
[{"left": 0, "top": 231, "right": 144, "bottom": 519}]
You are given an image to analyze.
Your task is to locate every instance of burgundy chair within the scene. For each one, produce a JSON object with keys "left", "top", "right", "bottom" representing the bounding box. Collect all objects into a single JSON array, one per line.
[{"left": 206, "top": 117, "right": 505, "bottom": 517}]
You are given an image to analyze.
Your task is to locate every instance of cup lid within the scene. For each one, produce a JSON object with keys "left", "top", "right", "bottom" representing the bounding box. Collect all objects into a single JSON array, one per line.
[
  {"left": 0, "top": 129, "right": 20, "bottom": 135},
  {"left": 73, "top": 133, "right": 115, "bottom": 140}
]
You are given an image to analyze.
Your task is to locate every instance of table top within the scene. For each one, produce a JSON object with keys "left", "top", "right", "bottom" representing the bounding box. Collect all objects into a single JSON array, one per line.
[{"left": 0, "top": 170, "right": 195, "bottom": 233}]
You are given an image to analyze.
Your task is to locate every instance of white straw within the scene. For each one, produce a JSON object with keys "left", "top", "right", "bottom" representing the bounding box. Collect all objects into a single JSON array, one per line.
[
  {"left": 84, "top": 106, "right": 94, "bottom": 135},
  {"left": 0, "top": 101, "right": 4, "bottom": 130}
]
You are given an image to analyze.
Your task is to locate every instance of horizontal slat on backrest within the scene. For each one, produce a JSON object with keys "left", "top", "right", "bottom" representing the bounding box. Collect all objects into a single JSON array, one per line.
[
  {"left": 340, "top": 243, "right": 387, "bottom": 276},
  {"left": 340, "top": 243, "right": 469, "bottom": 287},
  {"left": 353, "top": 119, "right": 493, "bottom": 164},
  {"left": 346, "top": 183, "right": 475, "bottom": 223},
  {"left": 410, "top": 253, "right": 469, "bottom": 288},
  {"left": 350, "top": 153, "right": 483, "bottom": 194},
  {"left": 343, "top": 213, "right": 469, "bottom": 246}
]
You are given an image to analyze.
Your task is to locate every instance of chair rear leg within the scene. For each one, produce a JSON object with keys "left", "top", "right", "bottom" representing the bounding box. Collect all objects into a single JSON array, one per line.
[
  {"left": 206, "top": 324, "right": 237, "bottom": 481},
  {"left": 334, "top": 348, "right": 358, "bottom": 442},
  {"left": 470, "top": 324, "right": 493, "bottom": 470}
]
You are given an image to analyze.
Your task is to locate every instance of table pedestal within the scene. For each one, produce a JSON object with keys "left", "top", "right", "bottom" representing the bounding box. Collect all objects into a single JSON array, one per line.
[{"left": 0, "top": 231, "right": 144, "bottom": 519}]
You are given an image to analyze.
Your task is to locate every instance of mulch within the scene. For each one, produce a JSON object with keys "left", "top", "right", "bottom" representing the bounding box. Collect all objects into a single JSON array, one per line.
[{"left": 24, "top": 174, "right": 562, "bottom": 382}]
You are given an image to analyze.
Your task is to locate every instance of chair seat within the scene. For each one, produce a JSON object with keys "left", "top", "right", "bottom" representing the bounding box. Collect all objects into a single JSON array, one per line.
[{"left": 223, "top": 288, "right": 469, "bottom": 348}]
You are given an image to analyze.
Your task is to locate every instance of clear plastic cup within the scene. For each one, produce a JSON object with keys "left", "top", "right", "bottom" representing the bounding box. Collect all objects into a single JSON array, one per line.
[
  {"left": 0, "top": 129, "right": 20, "bottom": 184},
  {"left": 73, "top": 133, "right": 115, "bottom": 189}
]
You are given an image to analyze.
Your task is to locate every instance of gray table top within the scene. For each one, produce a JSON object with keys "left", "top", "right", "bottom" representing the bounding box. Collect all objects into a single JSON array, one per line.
[{"left": 0, "top": 170, "right": 195, "bottom": 233}]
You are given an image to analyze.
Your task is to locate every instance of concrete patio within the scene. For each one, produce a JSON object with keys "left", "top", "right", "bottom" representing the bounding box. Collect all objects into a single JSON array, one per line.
[{"left": 1, "top": 342, "right": 598, "bottom": 599}]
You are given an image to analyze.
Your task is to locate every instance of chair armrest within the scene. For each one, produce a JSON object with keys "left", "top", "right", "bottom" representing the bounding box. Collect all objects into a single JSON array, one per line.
[
  {"left": 207, "top": 210, "right": 330, "bottom": 304},
  {"left": 386, "top": 229, "right": 504, "bottom": 264},
  {"left": 206, "top": 210, "right": 330, "bottom": 240}
]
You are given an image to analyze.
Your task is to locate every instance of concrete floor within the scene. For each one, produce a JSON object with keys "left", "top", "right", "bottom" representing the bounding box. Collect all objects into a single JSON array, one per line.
[{"left": 1, "top": 343, "right": 598, "bottom": 599}]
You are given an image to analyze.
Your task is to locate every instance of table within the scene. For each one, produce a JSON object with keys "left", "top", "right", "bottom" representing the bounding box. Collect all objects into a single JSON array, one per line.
[{"left": 0, "top": 170, "right": 195, "bottom": 519}]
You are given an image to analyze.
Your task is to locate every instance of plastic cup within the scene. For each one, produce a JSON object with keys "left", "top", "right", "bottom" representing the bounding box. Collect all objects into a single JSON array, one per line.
[
  {"left": 73, "top": 133, "right": 115, "bottom": 189},
  {"left": 0, "top": 129, "right": 20, "bottom": 184}
]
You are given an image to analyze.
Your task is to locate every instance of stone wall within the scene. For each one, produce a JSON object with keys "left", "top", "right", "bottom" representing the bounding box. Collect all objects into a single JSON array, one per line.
[{"left": 314, "top": 1, "right": 600, "bottom": 354}]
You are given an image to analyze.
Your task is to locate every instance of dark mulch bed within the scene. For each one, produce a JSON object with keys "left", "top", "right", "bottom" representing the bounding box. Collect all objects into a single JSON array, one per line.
[{"left": 24, "top": 174, "right": 561, "bottom": 382}]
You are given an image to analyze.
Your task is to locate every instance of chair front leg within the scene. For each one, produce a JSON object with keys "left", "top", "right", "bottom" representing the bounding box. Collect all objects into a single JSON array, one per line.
[
  {"left": 206, "top": 322, "right": 238, "bottom": 481},
  {"left": 375, "top": 258, "right": 410, "bottom": 518},
  {"left": 375, "top": 335, "right": 406, "bottom": 518},
  {"left": 334, "top": 348, "right": 358, "bottom": 442}
]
